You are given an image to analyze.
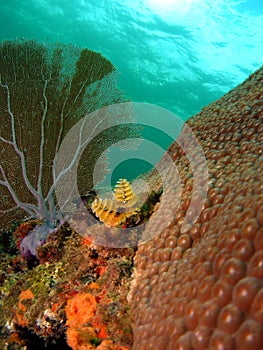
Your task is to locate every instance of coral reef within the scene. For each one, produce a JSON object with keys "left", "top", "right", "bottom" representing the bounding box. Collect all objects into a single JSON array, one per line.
[
  {"left": 0, "top": 39, "right": 139, "bottom": 349},
  {"left": 129, "top": 66, "right": 263, "bottom": 349},
  {"left": 0, "top": 224, "right": 135, "bottom": 349},
  {"left": 1, "top": 43, "right": 263, "bottom": 350}
]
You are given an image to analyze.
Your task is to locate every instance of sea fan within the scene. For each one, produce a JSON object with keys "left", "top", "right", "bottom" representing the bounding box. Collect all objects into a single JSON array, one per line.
[{"left": 0, "top": 39, "right": 138, "bottom": 231}]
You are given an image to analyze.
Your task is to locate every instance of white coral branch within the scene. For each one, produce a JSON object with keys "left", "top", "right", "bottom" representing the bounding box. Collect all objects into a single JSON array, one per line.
[
  {"left": 1, "top": 82, "right": 41, "bottom": 201},
  {"left": 0, "top": 164, "right": 38, "bottom": 217}
]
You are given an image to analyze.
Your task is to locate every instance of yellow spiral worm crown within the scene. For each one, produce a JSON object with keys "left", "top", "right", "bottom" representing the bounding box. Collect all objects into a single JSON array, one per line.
[
  {"left": 114, "top": 178, "right": 134, "bottom": 203},
  {"left": 91, "top": 179, "right": 140, "bottom": 227}
]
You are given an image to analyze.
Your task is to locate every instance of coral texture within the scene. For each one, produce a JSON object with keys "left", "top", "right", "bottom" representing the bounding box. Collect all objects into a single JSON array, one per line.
[{"left": 129, "top": 66, "right": 263, "bottom": 350}]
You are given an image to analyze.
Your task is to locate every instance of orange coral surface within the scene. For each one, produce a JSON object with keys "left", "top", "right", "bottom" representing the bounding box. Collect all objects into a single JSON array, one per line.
[
  {"left": 66, "top": 292, "right": 101, "bottom": 349},
  {"left": 15, "top": 289, "right": 34, "bottom": 327},
  {"left": 129, "top": 67, "right": 263, "bottom": 349}
]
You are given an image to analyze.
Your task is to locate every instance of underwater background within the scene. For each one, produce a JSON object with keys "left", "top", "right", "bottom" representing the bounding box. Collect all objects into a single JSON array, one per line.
[{"left": 1, "top": 0, "right": 263, "bottom": 182}]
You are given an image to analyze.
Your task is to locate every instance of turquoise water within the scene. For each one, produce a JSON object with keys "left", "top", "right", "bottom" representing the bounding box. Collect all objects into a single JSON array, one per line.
[
  {"left": 1, "top": 0, "right": 263, "bottom": 184},
  {"left": 1, "top": 0, "right": 262, "bottom": 119}
]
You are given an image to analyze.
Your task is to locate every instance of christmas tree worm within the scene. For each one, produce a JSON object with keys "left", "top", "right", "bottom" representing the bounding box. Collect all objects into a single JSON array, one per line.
[{"left": 0, "top": 39, "right": 137, "bottom": 229}]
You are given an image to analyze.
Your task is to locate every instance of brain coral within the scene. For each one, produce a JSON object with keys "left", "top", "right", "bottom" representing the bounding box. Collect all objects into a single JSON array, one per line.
[{"left": 129, "top": 66, "right": 263, "bottom": 350}]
